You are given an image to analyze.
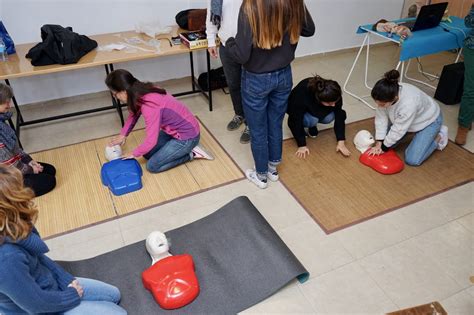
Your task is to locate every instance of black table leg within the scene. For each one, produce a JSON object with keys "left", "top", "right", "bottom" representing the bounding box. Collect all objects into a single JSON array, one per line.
[
  {"left": 206, "top": 50, "right": 213, "bottom": 111},
  {"left": 189, "top": 52, "right": 196, "bottom": 92},
  {"left": 7, "top": 118, "right": 15, "bottom": 129}
]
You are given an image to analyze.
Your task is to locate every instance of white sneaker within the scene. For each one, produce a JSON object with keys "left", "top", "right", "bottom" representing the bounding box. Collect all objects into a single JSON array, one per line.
[
  {"left": 267, "top": 171, "right": 279, "bottom": 182},
  {"left": 245, "top": 169, "right": 268, "bottom": 189},
  {"left": 192, "top": 144, "right": 214, "bottom": 160},
  {"left": 437, "top": 125, "right": 448, "bottom": 151}
]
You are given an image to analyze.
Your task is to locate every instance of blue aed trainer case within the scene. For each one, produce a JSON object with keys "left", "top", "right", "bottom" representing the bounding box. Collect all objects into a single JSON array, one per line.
[{"left": 101, "top": 159, "right": 143, "bottom": 196}]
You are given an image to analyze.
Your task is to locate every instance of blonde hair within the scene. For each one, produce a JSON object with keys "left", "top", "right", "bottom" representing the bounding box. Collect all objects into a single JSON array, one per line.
[
  {"left": 0, "top": 165, "right": 37, "bottom": 242},
  {"left": 243, "top": 0, "right": 306, "bottom": 49}
]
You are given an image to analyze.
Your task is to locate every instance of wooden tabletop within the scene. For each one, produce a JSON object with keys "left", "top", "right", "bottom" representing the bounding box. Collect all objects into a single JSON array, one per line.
[{"left": 0, "top": 28, "right": 206, "bottom": 80}]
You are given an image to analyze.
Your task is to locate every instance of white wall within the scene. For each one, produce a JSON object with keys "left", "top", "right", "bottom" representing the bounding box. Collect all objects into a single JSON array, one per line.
[
  {"left": 2, "top": 0, "right": 403, "bottom": 104},
  {"left": 298, "top": 0, "right": 404, "bottom": 55}
]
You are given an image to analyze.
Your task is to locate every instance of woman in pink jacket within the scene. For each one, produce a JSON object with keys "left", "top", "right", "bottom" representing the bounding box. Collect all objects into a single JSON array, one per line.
[{"left": 106, "top": 70, "right": 213, "bottom": 173}]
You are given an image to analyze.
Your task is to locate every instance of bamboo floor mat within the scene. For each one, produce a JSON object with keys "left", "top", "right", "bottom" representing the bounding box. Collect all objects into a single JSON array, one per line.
[
  {"left": 32, "top": 120, "right": 244, "bottom": 238},
  {"left": 279, "top": 119, "right": 474, "bottom": 234}
]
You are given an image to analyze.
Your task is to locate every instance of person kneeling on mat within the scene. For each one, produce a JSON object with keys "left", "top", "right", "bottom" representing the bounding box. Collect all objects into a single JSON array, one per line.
[
  {"left": 106, "top": 69, "right": 214, "bottom": 173},
  {"left": 0, "top": 165, "right": 127, "bottom": 314},
  {"left": 0, "top": 84, "right": 56, "bottom": 197},
  {"left": 287, "top": 75, "right": 350, "bottom": 159},
  {"left": 368, "top": 70, "right": 448, "bottom": 166}
]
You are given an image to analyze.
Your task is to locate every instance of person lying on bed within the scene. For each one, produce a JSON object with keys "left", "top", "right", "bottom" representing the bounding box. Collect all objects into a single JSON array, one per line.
[
  {"left": 0, "top": 165, "right": 127, "bottom": 314},
  {"left": 106, "top": 69, "right": 213, "bottom": 173},
  {"left": 287, "top": 75, "right": 350, "bottom": 159}
]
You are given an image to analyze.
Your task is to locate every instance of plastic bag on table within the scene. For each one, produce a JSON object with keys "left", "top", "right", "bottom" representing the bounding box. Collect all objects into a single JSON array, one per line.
[
  {"left": 123, "top": 37, "right": 161, "bottom": 53},
  {"left": 135, "top": 21, "right": 172, "bottom": 38},
  {"left": 0, "top": 21, "right": 16, "bottom": 54}
]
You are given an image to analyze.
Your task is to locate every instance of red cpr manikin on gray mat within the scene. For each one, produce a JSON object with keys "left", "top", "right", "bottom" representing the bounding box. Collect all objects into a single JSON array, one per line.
[
  {"left": 142, "top": 231, "right": 199, "bottom": 309},
  {"left": 58, "top": 196, "right": 309, "bottom": 314}
]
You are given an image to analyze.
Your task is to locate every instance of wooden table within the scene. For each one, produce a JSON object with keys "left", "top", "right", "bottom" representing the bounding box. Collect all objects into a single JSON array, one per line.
[{"left": 0, "top": 29, "right": 213, "bottom": 141}]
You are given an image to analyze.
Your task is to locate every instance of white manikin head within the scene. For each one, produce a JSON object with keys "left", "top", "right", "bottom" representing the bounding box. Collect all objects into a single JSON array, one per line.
[
  {"left": 145, "top": 231, "right": 171, "bottom": 265},
  {"left": 105, "top": 145, "right": 122, "bottom": 161},
  {"left": 353, "top": 130, "right": 375, "bottom": 153}
]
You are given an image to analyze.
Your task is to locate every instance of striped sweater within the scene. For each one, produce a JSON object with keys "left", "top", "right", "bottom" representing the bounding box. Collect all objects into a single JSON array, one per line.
[{"left": 0, "top": 121, "right": 33, "bottom": 174}]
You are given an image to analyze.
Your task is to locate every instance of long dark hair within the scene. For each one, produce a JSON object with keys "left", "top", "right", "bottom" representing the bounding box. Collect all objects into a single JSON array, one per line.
[
  {"left": 371, "top": 70, "right": 400, "bottom": 102},
  {"left": 105, "top": 69, "right": 166, "bottom": 114},
  {"left": 307, "top": 75, "right": 341, "bottom": 103}
]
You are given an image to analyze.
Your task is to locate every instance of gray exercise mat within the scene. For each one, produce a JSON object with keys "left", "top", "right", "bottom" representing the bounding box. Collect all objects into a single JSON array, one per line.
[{"left": 59, "top": 196, "right": 309, "bottom": 314}]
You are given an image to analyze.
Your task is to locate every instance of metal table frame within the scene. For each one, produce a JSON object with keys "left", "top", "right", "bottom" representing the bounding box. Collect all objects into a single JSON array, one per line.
[
  {"left": 5, "top": 50, "right": 212, "bottom": 142},
  {"left": 343, "top": 28, "right": 462, "bottom": 109}
]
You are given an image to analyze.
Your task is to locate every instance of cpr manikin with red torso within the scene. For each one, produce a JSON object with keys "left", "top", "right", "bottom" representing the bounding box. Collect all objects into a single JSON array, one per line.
[
  {"left": 354, "top": 130, "right": 404, "bottom": 175},
  {"left": 142, "top": 231, "right": 199, "bottom": 309}
]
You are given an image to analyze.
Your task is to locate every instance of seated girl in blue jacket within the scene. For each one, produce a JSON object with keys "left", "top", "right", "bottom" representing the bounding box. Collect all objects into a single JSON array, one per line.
[{"left": 0, "top": 165, "right": 127, "bottom": 314}]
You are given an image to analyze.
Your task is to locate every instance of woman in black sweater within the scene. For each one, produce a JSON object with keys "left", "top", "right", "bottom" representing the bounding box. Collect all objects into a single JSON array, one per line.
[
  {"left": 287, "top": 75, "right": 350, "bottom": 158},
  {"left": 225, "top": 0, "right": 315, "bottom": 188}
]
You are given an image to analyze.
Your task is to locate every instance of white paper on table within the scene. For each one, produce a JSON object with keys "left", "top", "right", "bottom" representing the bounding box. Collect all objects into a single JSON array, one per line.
[
  {"left": 106, "top": 44, "right": 127, "bottom": 50},
  {"left": 98, "top": 44, "right": 127, "bottom": 51}
]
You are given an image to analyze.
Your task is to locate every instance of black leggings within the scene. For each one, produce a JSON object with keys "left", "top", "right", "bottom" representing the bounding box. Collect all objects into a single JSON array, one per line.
[{"left": 23, "top": 163, "right": 56, "bottom": 197}]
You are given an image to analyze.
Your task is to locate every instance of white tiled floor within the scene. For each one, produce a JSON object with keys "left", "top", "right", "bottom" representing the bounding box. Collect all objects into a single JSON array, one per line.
[
  {"left": 14, "top": 43, "right": 473, "bottom": 314},
  {"left": 358, "top": 240, "right": 463, "bottom": 309},
  {"left": 300, "top": 262, "right": 398, "bottom": 314}
]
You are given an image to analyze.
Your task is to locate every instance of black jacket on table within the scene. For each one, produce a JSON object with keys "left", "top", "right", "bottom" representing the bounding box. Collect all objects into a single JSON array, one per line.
[
  {"left": 287, "top": 78, "right": 347, "bottom": 147},
  {"left": 26, "top": 25, "right": 97, "bottom": 66},
  {"left": 225, "top": 6, "right": 315, "bottom": 73}
]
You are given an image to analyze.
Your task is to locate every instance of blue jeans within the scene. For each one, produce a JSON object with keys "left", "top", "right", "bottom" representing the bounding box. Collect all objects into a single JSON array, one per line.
[
  {"left": 404, "top": 113, "right": 443, "bottom": 166},
  {"left": 63, "top": 278, "right": 126, "bottom": 315},
  {"left": 143, "top": 131, "right": 200, "bottom": 173},
  {"left": 241, "top": 65, "right": 293, "bottom": 175},
  {"left": 303, "top": 112, "right": 335, "bottom": 128}
]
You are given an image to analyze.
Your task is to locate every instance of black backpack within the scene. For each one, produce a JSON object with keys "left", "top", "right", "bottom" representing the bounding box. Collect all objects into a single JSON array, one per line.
[
  {"left": 198, "top": 67, "right": 228, "bottom": 92},
  {"left": 26, "top": 25, "right": 97, "bottom": 66},
  {"left": 434, "top": 62, "right": 465, "bottom": 105},
  {"left": 175, "top": 9, "right": 207, "bottom": 31}
]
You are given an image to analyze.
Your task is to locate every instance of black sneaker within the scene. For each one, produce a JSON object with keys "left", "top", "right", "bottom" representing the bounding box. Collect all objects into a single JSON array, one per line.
[
  {"left": 240, "top": 126, "right": 250, "bottom": 144},
  {"left": 307, "top": 126, "right": 319, "bottom": 138},
  {"left": 227, "top": 115, "right": 244, "bottom": 131}
]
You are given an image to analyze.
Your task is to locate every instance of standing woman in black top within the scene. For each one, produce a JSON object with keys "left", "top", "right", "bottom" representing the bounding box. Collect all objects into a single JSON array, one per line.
[
  {"left": 226, "top": 0, "right": 315, "bottom": 189},
  {"left": 287, "top": 75, "right": 350, "bottom": 159}
]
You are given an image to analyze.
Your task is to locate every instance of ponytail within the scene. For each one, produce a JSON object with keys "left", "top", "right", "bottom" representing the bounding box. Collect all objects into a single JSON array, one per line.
[
  {"left": 371, "top": 69, "right": 400, "bottom": 102},
  {"left": 308, "top": 75, "right": 341, "bottom": 103}
]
